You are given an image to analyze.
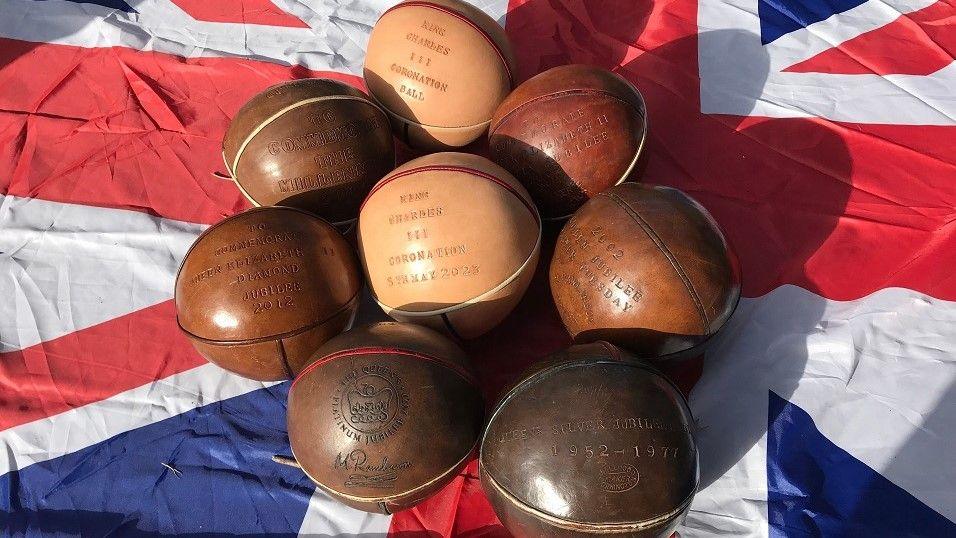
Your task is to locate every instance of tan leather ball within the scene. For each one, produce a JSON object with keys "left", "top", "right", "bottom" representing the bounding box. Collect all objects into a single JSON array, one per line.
[
  {"left": 175, "top": 207, "right": 361, "bottom": 380},
  {"left": 288, "top": 322, "right": 483, "bottom": 514},
  {"left": 550, "top": 184, "right": 741, "bottom": 359},
  {"left": 357, "top": 152, "right": 541, "bottom": 338},
  {"left": 363, "top": 0, "right": 517, "bottom": 150},
  {"left": 222, "top": 78, "right": 395, "bottom": 225}
]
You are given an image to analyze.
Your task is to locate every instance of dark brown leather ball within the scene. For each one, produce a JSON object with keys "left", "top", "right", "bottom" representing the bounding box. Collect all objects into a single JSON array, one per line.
[
  {"left": 175, "top": 207, "right": 361, "bottom": 380},
  {"left": 288, "top": 322, "right": 483, "bottom": 514},
  {"left": 480, "top": 342, "right": 698, "bottom": 538},
  {"left": 550, "top": 183, "right": 740, "bottom": 359},
  {"left": 222, "top": 78, "right": 395, "bottom": 225},
  {"left": 489, "top": 65, "right": 647, "bottom": 220}
]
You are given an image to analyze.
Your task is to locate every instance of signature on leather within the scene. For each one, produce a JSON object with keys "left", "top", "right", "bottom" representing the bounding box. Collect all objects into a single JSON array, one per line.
[{"left": 335, "top": 449, "right": 412, "bottom": 489}]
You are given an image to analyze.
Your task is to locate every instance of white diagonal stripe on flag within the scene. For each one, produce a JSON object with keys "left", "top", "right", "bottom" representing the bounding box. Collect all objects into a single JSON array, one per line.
[
  {"left": 0, "top": 0, "right": 510, "bottom": 73},
  {"left": 0, "top": 195, "right": 204, "bottom": 352},
  {"left": 683, "top": 285, "right": 956, "bottom": 536},
  {"left": 0, "top": 363, "right": 274, "bottom": 476}
]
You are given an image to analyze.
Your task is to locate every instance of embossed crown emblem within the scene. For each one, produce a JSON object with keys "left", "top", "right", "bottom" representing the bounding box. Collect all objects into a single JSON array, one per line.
[{"left": 347, "top": 382, "right": 394, "bottom": 426}]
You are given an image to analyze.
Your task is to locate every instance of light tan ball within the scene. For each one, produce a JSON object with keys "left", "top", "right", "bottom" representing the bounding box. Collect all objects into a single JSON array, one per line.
[
  {"left": 357, "top": 152, "right": 541, "bottom": 338},
  {"left": 363, "top": 0, "right": 517, "bottom": 150}
]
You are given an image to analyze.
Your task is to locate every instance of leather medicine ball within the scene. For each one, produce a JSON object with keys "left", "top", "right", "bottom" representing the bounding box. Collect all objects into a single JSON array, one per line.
[
  {"left": 222, "top": 78, "right": 395, "bottom": 225},
  {"left": 480, "top": 342, "right": 698, "bottom": 537},
  {"left": 549, "top": 183, "right": 740, "bottom": 359},
  {"left": 358, "top": 152, "right": 541, "bottom": 338},
  {"left": 175, "top": 207, "right": 361, "bottom": 380},
  {"left": 288, "top": 322, "right": 483, "bottom": 514},
  {"left": 489, "top": 65, "right": 648, "bottom": 220},
  {"left": 364, "top": 0, "right": 517, "bottom": 150}
]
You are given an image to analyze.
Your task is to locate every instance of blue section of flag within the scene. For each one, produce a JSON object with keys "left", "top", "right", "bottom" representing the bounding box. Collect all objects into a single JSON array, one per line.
[
  {"left": 766, "top": 391, "right": 956, "bottom": 537},
  {"left": 758, "top": 0, "right": 868, "bottom": 44},
  {"left": 0, "top": 383, "right": 315, "bottom": 536},
  {"left": 33, "top": 0, "right": 134, "bottom": 13}
]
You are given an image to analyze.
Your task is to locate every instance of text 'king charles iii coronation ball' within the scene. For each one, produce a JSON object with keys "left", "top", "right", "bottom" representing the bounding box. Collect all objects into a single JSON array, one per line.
[
  {"left": 288, "top": 322, "right": 483, "bottom": 514},
  {"left": 175, "top": 207, "right": 361, "bottom": 380},
  {"left": 550, "top": 183, "right": 740, "bottom": 359},
  {"left": 489, "top": 65, "right": 648, "bottom": 220},
  {"left": 222, "top": 78, "right": 395, "bottom": 225},
  {"left": 481, "top": 342, "right": 698, "bottom": 538},
  {"left": 363, "top": 0, "right": 517, "bottom": 150},
  {"left": 358, "top": 152, "right": 541, "bottom": 338}
]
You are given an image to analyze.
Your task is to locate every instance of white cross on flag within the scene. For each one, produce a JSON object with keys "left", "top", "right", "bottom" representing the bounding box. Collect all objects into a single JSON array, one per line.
[{"left": 0, "top": 0, "right": 952, "bottom": 536}]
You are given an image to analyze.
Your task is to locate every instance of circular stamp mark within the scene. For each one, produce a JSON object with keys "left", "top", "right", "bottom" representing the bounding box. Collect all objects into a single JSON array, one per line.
[
  {"left": 601, "top": 463, "right": 640, "bottom": 493},
  {"left": 333, "top": 364, "right": 410, "bottom": 443}
]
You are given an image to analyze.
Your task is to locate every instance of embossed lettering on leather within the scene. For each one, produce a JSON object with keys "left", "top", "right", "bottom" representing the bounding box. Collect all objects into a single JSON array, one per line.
[
  {"left": 222, "top": 79, "right": 395, "bottom": 225},
  {"left": 480, "top": 342, "right": 698, "bottom": 538},
  {"left": 288, "top": 323, "right": 483, "bottom": 514},
  {"left": 358, "top": 152, "right": 541, "bottom": 338},
  {"left": 549, "top": 183, "right": 740, "bottom": 359},
  {"left": 489, "top": 65, "right": 648, "bottom": 220},
  {"left": 175, "top": 207, "right": 361, "bottom": 380},
  {"left": 364, "top": 0, "right": 517, "bottom": 150}
]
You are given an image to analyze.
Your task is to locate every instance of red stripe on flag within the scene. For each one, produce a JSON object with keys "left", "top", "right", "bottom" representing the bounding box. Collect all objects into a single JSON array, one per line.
[
  {"left": 170, "top": 0, "right": 310, "bottom": 28},
  {"left": 506, "top": 0, "right": 956, "bottom": 302},
  {"left": 0, "top": 300, "right": 203, "bottom": 432},
  {"left": 0, "top": 38, "right": 362, "bottom": 225},
  {"left": 785, "top": 0, "right": 956, "bottom": 75},
  {"left": 387, "top": 0, "right": 956, "bottom": 531}
]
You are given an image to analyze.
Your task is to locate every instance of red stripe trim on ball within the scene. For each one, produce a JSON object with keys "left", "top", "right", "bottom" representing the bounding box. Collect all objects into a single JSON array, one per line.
[
  {"left": 360, "top": 165, "right": 539, "bottom": 223},
  {"left": 291, "top": 346, "right": 477, "bottom": 390},
  {"left": 489, "top": 88, "right": 646, "bottom": 136},
  {"left": 380, "top": 1, "right": 513, "bottom": 86}
]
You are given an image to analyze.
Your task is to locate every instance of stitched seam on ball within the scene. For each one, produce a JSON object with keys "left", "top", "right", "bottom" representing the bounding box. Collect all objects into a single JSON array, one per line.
[
  {"left": 601, "top": 192, "right": 710, "bottom": 331},
  {"left": 292, "top": 438, "right": 479, "bottom": 503},
  {"left": 440, "top": 313, "right": 464, "bottom": 340},
  {"left": 276, "top": 340, "right": 294, "bottom": 379},
  {"left": 178, "top": 289, "right": 360, "bottom": 345},
  {"left": 481, "top": 470, "right": 696, "bottom": 532},
  {"left": 291, "top": 347, "right": 477, "bottom": 390},
  {"left": 228, "top": 95, "right": 382, "bottom": 182},
  {"left": 489, "top": 88, "right": 645, "bottom": 136},
  {"left": 369, "top": 94, "right": 494, "bottom": 130},
  {"left": 379, "top": 1, "right": 513, "bottom": 86}
]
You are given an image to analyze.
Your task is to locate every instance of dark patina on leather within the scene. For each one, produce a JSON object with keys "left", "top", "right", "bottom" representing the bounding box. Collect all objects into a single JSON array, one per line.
[
  {"left": 222, "top": 78, "right": 394, "bottom": 224},
  {"left": 489, "top": 64, "right": 647, "bottom": 220},
  {"left": 174, "top": 206, "right": 361, "bottom": 380},
  {"left": 480, "top": 342, "right": 697, "bottom": 537},
  {"left": 550, "top": 183, "right": 740, "bottom": 359},
  {"left": 288, "top": 322, "right": 483, "bottom": 514}
]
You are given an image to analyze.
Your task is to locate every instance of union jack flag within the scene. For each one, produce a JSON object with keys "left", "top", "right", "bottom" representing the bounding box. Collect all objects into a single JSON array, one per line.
[{"left": 0, "top": 0, "right": 953, "bottom": 536}]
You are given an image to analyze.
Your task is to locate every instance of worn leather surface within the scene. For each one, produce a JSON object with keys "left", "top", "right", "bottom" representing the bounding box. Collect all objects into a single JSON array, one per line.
[
  {"left": 480, "top": 342, "right": 697, "bottom": 537},
  {"left": 489, "top": 65, "right": 647, "bottom": 220},
  {"left": 364, "top": 0, "right": 516, "bottom": 150},
  {"left": 549, "top": 183, "right": 740, "bottom": 359},
  {"left": 357, "top": 152, "right": 541, "bottom": 338},
  {"left": 288, "top": 322, "right": 483, "bottom": 514},
  {"left": 175, "top": 207, "right": 361, "bottom": 380},
  {"left": 222, "top": 78, "right": 394, "bottom": 224}
]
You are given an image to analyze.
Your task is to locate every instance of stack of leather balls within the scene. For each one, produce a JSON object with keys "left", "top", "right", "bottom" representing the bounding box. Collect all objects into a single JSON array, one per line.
[{"left": 174, "top": 0, "right": 741, "bottom": 535}]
